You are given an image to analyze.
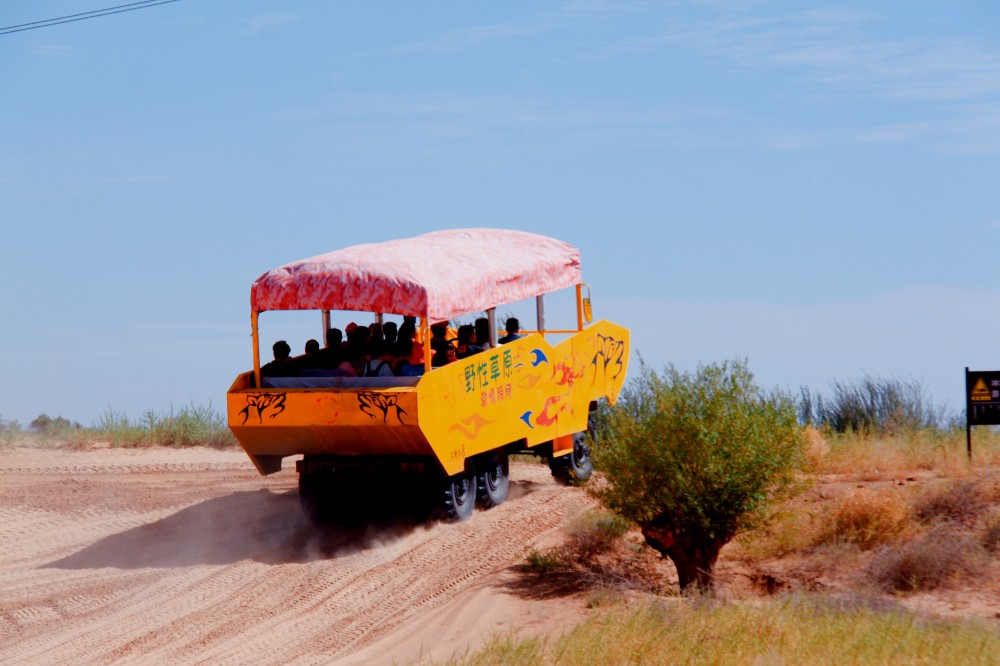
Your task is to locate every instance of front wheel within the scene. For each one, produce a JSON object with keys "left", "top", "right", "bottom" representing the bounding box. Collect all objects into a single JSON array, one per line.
[
  {"left": 550, "top": 420, "right": 595, "bottom": 484},
  {"left": 441, "top": 461, "right": 477, "bottom": 522}
]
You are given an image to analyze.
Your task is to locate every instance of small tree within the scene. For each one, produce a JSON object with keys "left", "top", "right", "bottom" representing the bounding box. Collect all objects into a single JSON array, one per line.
[{"left": 593, "top": 359, "right": 806, "bottom": 592}]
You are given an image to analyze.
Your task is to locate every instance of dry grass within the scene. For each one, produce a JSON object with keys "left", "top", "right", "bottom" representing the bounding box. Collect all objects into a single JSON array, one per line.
[
  {"left": 518, "top": 511, "right": 668, "bottom": 597},
  {"left": 912, "top": 478, "right": 994, "bottom": 525},
  {"left": 815, "top": 428, "right": 1000, "bottom": 479},
  {"left": 866, "top": 525, "right": 991, "bottom": 593},
  {"left": 443, "top": 595, "right": 1000, "bottom": 665},
  {"left": 816, "top": 487, "right": 910, "bottom": 550},
  {"left": 563, "top": 510, "right": 630, "bottom": 561},
  {"left": 978, "top": 508, "right": 1000, "bottom": 553}
]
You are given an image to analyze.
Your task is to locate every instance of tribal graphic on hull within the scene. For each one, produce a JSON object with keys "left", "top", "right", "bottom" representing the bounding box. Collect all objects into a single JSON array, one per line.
[
  {"left": 590, "top": 333, "right": 626, "bottom": 385},
  {"left": 358, "top": 392, "right": 408, "bottom": 425},
  {"left": 239, "top": 394, "right": 287, "bottom": 425}
]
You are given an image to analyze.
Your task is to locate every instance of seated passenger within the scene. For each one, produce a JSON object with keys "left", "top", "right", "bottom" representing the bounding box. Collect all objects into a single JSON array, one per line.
[
  {"left": 261, "top": 340, "right": 301, "bottom": 377},
  {"left": 431, "top": 338, "right": 458, "bottom": 367},
  {"left": 382, "top": 321, "right": 398, "bottom": 347},
  {"left": 455, "top": 324, "right": 482, "bottom": 359},
  {"left": 498, "top": 317, "right": 522, "bottom": 345},
  {"left": 398, "top": 342, "right": 426, "bottom": 376},
  {"left": 391, "top": 338, "right": 414, "bottom": 375},
  {"left": 343, "top": 322, "right": 371, "bottom": 367},
  {"left": 475, "top": 317, "right": 493, "bottom": 351},
  {"left": 363, "top": 340, "right": 395, "bottom": 377},
  {"left": 317, "top": 328, "right": 344, "bottom": 369},
  {"left": 397, "top": 319, "right": 417, "bottom": 347},
  {"left": 295, "top": 338, "right": 322, "bottom": 369},
  {"left": 429, "top": 320, "right": 451, "bottom": 346},
  {"left": 332, "top": 360, "right": 357, "bottom": 377}
]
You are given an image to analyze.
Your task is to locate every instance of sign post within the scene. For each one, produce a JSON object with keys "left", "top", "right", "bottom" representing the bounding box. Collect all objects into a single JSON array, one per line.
[{"left": 965, "top": 367, "right": 1000, "bottom": 461}]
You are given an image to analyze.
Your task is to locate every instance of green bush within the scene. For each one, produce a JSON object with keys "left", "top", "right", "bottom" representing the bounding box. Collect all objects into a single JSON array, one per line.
[
  {"left": 524, "top": 548, "right": 563, "bottom": 574},
  {"left": 0, "top": 416, "right": 20, "bottom": 448},
  {"left": 564, "top": 511, "right": 631, "bottom": 561},
  {"left": 29, "top": 413, "right": 82, "bottom": 435},
  {"left": 594, "top": 359, "right": 806, "bottom": 592}
]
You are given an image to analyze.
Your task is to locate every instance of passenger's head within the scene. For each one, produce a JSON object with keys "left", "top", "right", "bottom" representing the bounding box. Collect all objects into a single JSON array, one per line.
[
  {"left": 432, "top": 342, "right": 456, "bottom": 367},
  {"left": 398, "top": 320, "right": 416, "bottom": 342},
  {"left": 430, "top": 321, "right": 449, "bottom": 339},
  {"left": 272, "top": 340, "right": 291, "bottom": 360},
  {"left": 505, "top": 318, "right": 520, "bottom": 335},
  {"left": 304, "top": 339, "right": 320, "bottom": 354},
  {"left": 326, "top": 328, "right": 342, "bottom": 347},
  {"left": 369, "top": 322, "right": 383, "bottom": 342},
  {"left": 382, "top": 321, "right": 398, "bottom": 343},
  {"left": 457, "top": 324, "right": 475, "bottom": 345},
  {"left": 475, "top": 318, "right": 490, "bottom": 344},
  {"left": 393, "top": 337, "right": 413, "bottom": 358},
  {"left": 347, "top": 324, "right": 369, "bottom": 344},
  {"left": 369, "top": 339, "right": 387, "bottom": 359}
]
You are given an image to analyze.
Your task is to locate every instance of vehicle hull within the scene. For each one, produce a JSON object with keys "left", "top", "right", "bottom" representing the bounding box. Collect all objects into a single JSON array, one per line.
[{"left": 227, "top": 320, "right": 629, "bottom": 476}]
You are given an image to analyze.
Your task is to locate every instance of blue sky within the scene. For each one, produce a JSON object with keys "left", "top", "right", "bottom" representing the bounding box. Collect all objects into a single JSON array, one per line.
[{"left": 2, "top": 1, "right": 999, "bottom": 426}]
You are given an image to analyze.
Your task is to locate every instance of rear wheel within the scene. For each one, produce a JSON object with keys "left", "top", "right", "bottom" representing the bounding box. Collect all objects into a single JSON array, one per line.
[
  {"left": 476, "top": 452, "right": 509, "bottom": 508},
  {"left": 441, "top": 460, "right": 477, "bottom": 522},
  {"left": 298, "top": 471, "right": 333, "bottom": 522}
]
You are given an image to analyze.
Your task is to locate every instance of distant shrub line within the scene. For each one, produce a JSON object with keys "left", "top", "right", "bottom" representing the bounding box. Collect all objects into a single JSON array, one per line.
[
  {"left": 0, "top": 404, "right": 236, "bottom": 449},
  {"left": 799, "top": 374, "right": 958, "bottom": 434}
]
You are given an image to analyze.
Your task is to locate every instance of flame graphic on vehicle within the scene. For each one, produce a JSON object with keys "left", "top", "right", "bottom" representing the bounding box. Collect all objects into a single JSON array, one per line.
[
  {"left": 518, "top": 373, "right": 543, "bottom": 390},
  {"left": 535, "top": 394, "right": 573, "bottom": 427},
  {"left": 448, "top": 413, "right": 496, "bottom": 440}
]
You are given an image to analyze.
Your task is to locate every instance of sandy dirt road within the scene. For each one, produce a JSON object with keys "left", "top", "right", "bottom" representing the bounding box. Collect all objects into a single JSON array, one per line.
[{"left": 0, "top": 446, "right": 594, "bottom": 665}]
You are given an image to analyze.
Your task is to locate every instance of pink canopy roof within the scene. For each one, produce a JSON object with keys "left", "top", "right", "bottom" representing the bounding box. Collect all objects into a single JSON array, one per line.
[{"left": 250, "top": 228, "right": 582, "bottom": 322}]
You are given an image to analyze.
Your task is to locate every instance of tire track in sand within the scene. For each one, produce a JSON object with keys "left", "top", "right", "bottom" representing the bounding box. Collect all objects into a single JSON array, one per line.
[{"left": 0, "top": 451, "right": 593, "bottom": 666}]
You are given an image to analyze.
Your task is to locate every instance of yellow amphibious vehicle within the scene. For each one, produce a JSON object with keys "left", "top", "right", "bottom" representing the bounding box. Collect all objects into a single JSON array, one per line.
[{"left": 227, "top": 229, "right": 629, "bottom": 521}]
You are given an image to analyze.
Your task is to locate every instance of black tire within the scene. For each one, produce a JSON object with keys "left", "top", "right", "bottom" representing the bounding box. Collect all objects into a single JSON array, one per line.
[
  {"left": 441, "top": 460, "right": 477, "bottom": 522},
  {"left": 298, "top": 471, "right": 330, "bottom": 522},
  {"left": 550, "top": 420, "right": 595, "bottom": 484},
  {"left": 476, "top": 452, "right": 510, "bottom": 509}
]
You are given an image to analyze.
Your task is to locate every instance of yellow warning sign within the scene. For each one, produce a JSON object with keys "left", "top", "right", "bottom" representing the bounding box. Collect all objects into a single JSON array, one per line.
[{"left": 971, "top": 377, "right": 992, "bottom": 402}]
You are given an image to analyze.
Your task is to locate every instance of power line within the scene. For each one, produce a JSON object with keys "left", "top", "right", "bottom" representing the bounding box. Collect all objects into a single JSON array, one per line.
[{"left": 0, "top": 0, "right": 183, "bottom": 36}]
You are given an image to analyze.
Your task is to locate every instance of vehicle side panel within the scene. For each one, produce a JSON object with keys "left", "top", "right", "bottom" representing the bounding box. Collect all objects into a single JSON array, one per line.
[{"left": 417, "top": 320, "right": 629, "bottom": 475}]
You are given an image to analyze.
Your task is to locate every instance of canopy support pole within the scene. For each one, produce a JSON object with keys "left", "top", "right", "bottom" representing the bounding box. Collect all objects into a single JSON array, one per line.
[
  {"left": 421, "top": 317, "right": 432, "bottom": 373},
  {"left": 487, "top": 308, "right": 497, "bottom": 347},
  {"left": 536, "top": 295, "right": 545, "bottom": 338},
  {"left": 251, "top": 311, "right": 261, "bottom": 388},
  {"left": 321, "top": 310, "right": 331, "bottom": 345}
]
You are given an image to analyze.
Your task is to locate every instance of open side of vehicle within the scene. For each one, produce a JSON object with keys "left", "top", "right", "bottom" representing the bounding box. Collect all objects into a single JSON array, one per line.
[{"left": 226, "top": 229, "right": 629, "bottom": 522}]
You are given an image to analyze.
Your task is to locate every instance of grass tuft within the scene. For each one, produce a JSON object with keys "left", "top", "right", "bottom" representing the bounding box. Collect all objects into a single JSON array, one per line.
[
  {"left": 976, "top": 508, "right": 1000, "bottom": 553},
  {"left": 913, "top": 479, "right": 990, "bottom": 525},
  {"left": 524, "top": 548, "right": 563, "bottom": 575},
  {"left": 815, "top": 488, "right": 909, "bottom": 550},
  {"left": 866, "top": 526, "right": 989, "bottom": 593},
  {"left": 564, "top": 510, "right": 631, "bottom": 562}
]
